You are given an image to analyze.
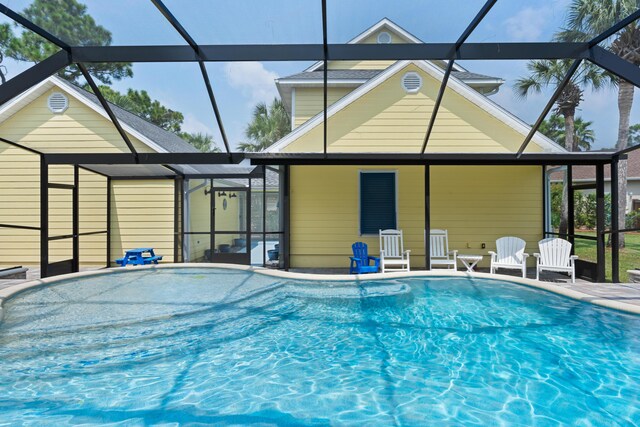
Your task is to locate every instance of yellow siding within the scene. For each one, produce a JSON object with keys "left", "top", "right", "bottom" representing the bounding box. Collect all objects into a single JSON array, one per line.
[
  {"left": 328, "top": 60, "right": 396, "bottom": 70},
  {"left": 289, "top": 165, "right": 542, "bottom": 269},
  {"left": 294, "top": 87, "right": 353, "bottom": 128},
  {"left": 0, "top": 88, "right": 154, "bottom": 153},
  {"left": 0, "top": 86, "right": 173, "bottom": 269},
  {"left": 327, "top": 30, "right": 403, "bottom": 70},
  {"left": 110, "top": 180, "right": 175, "bottom": 264},
  {"left": 284, "top": 63, "right": 544, "bottom": 154}
]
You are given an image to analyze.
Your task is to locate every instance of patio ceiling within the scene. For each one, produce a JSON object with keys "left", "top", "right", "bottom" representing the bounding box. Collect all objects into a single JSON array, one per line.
[{"left": 0, "top": 0, "right": 639, "bottom": 170}]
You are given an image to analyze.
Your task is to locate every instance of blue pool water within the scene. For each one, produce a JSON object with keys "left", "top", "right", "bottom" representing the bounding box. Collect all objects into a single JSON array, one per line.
[{"left": 0, "top": 268, "right": 639, "bottom": 426}]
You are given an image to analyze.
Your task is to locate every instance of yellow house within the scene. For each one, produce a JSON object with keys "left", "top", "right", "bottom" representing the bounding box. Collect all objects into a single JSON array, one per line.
[
  {"left": 266, "top": 19, "right": 565, "bottom": 269},
  {"left": 0, "top": 75, "right": 190, "bottom": 270},
  {"left": 0, "top": 19, "right": 570, "bottom": 275}
]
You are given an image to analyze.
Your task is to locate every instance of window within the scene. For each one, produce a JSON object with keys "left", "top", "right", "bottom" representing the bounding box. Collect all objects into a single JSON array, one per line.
[{"left": 360, "top": 171, "right": 397, "bottom": 235}]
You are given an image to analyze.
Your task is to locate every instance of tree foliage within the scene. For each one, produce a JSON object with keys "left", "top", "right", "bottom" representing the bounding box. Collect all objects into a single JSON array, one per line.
[
  {"left": 0, "top": 0, "right": 132, "bottom": 84},
  {"left": 557, "top": 0, "right": 640, "bottom": 248},
  {"left": 85, "top": 85, "right": 219, "bottom": 153},
  {"left": 89, "top": 85, "right": 184, "bottom": 133},
  {"left": 178, "top": 132, "right": 220, "bottom": 153},
  {"left": 515, "top": 59, "right": 608, "bottom": 151},
  {"left": 238, "top": 98, "right": 290, "bottom": 152},
  {"left": 538, "top": 114, "right": 595, "bottom": 151},
  {"left": 628, "top": 123, "right": 640, "bottom": 146}
]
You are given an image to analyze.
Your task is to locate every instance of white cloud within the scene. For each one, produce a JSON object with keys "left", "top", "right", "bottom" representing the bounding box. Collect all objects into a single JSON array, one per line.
[
  {"left": 181, "top": 114, "right": 212, "bottom": 135},
  {"left": 224, "top": 62, "right": 279, "bottom": 106},
  {"left": 504, "top": 7, "right": 550, "bottom": 41}
]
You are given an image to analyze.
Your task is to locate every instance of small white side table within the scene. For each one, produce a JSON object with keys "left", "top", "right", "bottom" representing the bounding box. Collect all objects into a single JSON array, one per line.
[{"left": 458, "top": 255, "right": 483, "bottom": 272}]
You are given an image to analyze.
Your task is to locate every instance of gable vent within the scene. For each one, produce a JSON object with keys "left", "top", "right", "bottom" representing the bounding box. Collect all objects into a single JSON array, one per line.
[
  {"left": 377, "top": 31, "right": 392, "bottom": 44},
  {"left": 47, "top": 92, "right": 68, "bottom": 113},
  {"left": 401, "top": 72, "right": 422, "bottom": 93}
]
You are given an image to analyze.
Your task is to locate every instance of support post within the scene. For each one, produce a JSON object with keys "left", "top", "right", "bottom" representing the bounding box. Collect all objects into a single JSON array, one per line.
[
  {"left": 72, "top": 165, "right": 79, "bottom": 272},
  {"left": 263, "top": 166, "right": 267, "bottom": 267},
  {"left": 321, "top": 0, "right": 328, "bottom": 157},
  {"left": 425, "top": 164, "right": 431, "bottom": 270},
  {"left": 542, "top": 166, "right": 547, "bottom": 238},
  {"left": 283, "top": 165, "right": 290, "bottom": 270},
  {"left": 106, "top": 176, "right": 111, "bottom": 268},
  {"left": 174, "top": 177, "right": 183, "bottom": 263},
  {"left": 40, "top": 156, "right": 48, "bottom": 278},
  {"left": 567, "top": 166, "right": 575, "bottom": 251},
  {"left": 596, "top": 163, "right": 606, "bottom": 283},
  {"left": 611, "top": 156, "right": 620, "bottom": 283}
]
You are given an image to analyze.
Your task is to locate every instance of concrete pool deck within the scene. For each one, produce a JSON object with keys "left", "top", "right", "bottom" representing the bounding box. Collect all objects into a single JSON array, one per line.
[{"left": 1, "top": 264, "right": 640, "bottom": 315}]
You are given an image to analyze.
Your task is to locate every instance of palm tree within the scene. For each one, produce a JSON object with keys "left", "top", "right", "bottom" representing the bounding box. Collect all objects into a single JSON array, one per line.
[
  {"left": 516, "top": 59, "right": 607, "bottom": 235},
  {"left": 539, "top": 114, "right": 596, "bottom": 151},
  {"left": 628, "top": 123, "right": 640, "bottom": 146},
  {"left": 179, "top": 132, "right": 220, "bottom": 153},
  {"left": 516, "top": 60, "right": 606, "bottom": 151},
  {"left": 238, "top": 98, "right": 290, "bottom": 152},
  {"left": 557, "top": 0, "right": 640, "bottom": 247}
]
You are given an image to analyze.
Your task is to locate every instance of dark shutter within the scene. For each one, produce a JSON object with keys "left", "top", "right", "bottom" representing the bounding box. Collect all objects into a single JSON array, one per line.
[{"left": 360, "top": 172, "right": 396, "bottom": 235}]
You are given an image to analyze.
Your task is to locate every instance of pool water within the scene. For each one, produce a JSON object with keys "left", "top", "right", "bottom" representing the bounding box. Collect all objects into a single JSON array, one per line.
[{"left": 0, "top": 268, "right": 639, "bottom": 425}]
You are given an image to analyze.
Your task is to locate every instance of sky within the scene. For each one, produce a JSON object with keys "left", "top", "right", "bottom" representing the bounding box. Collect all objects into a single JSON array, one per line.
[{"left": 1, "top": 0, "right": 638, "bottom": 151}]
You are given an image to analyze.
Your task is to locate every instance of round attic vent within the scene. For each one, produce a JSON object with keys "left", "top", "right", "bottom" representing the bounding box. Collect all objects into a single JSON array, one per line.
[
  {"left": 401, "top": 72, "right": 422, "bottom": 93},
  {"left": 377, "top": 31, "right": 392, "bottom": 44},
  {"left": 47, "top": 92, "right": 68, "bottom": 113}
]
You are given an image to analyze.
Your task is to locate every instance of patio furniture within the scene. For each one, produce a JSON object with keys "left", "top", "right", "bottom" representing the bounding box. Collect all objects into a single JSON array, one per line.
[
  {"left": 379, "top": 229, "right": 411, "bottom": 273},
  {"left": 115, "top": 248, "right": 162, "bottom": 267},
  {"left": 429, "top": 229, "right": 457, "bottom": 271},
  {"left": 349, "top": 242, "right": 380, "bottom": 274},
  {"left": 628, "top": 270, "right": 640, "bottom": 283},
  {"left": 489, "top": 237, "right": 529, "bottom": 278},
  {"left": 534, "top": 238, "right": 578, "bottom": 283},
  {"left": 458, "top": 255, "right": 483, "bottom": 273}
]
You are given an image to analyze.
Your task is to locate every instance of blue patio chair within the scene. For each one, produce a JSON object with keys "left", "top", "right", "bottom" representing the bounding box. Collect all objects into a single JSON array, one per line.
[{"left": 349, "top": 242, "right": 380, "bottom": 274}]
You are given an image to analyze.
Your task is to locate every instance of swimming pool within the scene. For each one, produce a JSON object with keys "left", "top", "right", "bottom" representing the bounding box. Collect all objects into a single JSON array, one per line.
[{"left": 0, "top": 267, "right": 639, "bottom": 425}]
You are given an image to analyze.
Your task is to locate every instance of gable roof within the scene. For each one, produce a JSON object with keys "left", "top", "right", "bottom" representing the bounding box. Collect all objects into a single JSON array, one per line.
[
  {"left": 0, "top": 75, "right": 198, "bottom": 153},
  {"left": 305, "top": 18, "right": 468, "bottom": 74},
  {"left": 266, "top": 60, "right": 565, "bottom": 154},
  {"left": 278, "top": 69, "right": 501, "bottom": 84}
]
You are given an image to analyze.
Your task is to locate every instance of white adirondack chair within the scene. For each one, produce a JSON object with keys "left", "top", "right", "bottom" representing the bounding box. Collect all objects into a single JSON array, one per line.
[
  {"left": 489, "top": 236, "right": 529, "bottom": 278},
  {"left": 534, "top": 238, "right": 578, "bottom": 283},
  {"left": 379, "top": 229, "right": 411, "bottom": 273},
  {"left": 428, "top": 229, "right": 457, "bottom": 271}
]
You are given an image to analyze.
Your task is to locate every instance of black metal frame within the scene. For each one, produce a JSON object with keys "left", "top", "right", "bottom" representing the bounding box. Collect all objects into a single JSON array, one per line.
[
  {"left": 1, "top": 3, "right": 639, "bottom": 280},
  {"left": 421, "top": 0, "right": 497, "bottom": 154}
]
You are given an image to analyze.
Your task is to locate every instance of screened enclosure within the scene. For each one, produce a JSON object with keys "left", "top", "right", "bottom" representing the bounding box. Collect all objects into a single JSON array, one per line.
[{"left": 0, "top": 0, "right": 639, "bottom": 282}]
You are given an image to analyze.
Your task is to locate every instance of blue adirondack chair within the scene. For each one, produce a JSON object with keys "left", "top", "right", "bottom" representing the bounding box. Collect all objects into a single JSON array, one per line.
[{"left": 349, "top": 242, "right": 380, "bottom": 274}]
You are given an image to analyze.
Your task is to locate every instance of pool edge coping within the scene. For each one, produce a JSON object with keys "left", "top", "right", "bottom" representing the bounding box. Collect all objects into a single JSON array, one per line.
[{"left": 1, "top": 263, "right": 639, "bottom": 316}]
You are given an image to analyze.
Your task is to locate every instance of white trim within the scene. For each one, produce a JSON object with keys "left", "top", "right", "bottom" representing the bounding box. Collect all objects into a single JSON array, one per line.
[
  {"left": 358, "top": 169, "right": 398, "bottom": 236},
  {"left": 291, "top": 87, "right": 296, "bottom": 131},
  {"left": 266, "top": 60, "right": 565, "bottom": 154},
  {"left": 0, "top": 76, "right": 169, "bottom": 153},
  {"left": 53, "top": 77, "right": 168, "bottom": 153},
  {"left": 304, "top": 18, "right": 467, "bottom": 73},
  {"left": 0, "top": 78, "right": 52, "bottom": 120}
]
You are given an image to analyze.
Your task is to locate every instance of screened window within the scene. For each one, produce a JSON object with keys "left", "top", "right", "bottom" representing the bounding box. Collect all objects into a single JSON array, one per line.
[{"left": 360, "top": 172, "right": 397, "bottom": 235}]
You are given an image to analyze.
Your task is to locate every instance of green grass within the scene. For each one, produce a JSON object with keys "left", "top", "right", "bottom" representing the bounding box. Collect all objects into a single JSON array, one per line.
[{"left": 573, "top": 231, "right": 640, "bottom": 282}]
